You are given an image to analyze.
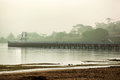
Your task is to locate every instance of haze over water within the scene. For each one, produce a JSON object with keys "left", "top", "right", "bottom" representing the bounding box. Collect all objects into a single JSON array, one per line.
[
  {"left": 0, "top": 0, "right": 120, "bottom": 36},
  {"left": 0, "top": 43, "right": 119, "bottom": 65}
]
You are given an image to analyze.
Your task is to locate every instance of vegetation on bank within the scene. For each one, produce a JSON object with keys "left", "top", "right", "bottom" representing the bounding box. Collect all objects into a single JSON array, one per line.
[{"left": 0, "top": 18, "right": 120, "bottom": 43}]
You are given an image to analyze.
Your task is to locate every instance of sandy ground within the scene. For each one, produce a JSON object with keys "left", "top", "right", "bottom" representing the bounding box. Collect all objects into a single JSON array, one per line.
[{"left": 0, "top": 66, "right": 120, "bottom": 80}]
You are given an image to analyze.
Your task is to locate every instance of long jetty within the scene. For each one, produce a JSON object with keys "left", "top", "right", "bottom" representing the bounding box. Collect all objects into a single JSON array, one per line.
[{"left": 8, "top": 41, "right": 120, "bottom": 50}]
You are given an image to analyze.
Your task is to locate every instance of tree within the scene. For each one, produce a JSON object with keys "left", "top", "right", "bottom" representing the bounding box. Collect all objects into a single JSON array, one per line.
[
  {"left": 115, "top": 21, "right": 120, "bottom": 32},
  {"left": 95, "top": 18, "right": 120, "bottom": 32},
  {"left": 51, "top": 32, "right": 67, "bottom": 41},
  {"left": 95, "top": 22, "right": 107, "bottom": 29},
  {"left": 70, "top": 24, "right": 93, "bottom": 35},
  {"left": 0, "top": 37, "right": 7, "bottom": 43},
  {"left": 7, "top": 33, "right": 15, "bottom": 41},
  {"left": 106, "top": 18, "right": 113, "bottom": 24},
  {"left": 27, "top": 32, "right": 40, "bottom": 41},
  {"left": 95, "top": 21, "right": 119, "bottom": 32},
  {"left": 82, "top": 28, "right": 109, "bottom": 42}
]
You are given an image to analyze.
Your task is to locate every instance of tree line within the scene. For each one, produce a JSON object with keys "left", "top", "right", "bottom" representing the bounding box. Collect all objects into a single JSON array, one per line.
[{"left": 0, "top": 18, "right": 120, "bottom": 43}]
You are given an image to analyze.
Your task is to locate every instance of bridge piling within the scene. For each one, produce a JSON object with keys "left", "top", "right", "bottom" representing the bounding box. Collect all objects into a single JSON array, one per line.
[{"left": 8, "top": 41, "right": 120, "bottom": 50}]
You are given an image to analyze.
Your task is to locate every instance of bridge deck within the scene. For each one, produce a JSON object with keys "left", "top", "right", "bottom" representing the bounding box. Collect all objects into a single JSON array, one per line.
[{"left": 8, "top": 41, "right": 120, "bottom": 49}]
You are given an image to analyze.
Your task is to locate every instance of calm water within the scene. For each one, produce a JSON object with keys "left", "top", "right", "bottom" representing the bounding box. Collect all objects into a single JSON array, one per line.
[{"left": 0, "top": 43, "right": 120, "bottom": 65}]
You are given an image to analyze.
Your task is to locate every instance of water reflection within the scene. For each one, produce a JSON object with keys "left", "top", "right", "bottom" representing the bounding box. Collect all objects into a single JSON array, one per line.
[
  {"left": 20, "top": 48, "right": 25, "bottom": 64},
  {"left": 7, "top": 47, "right": 22, "bottom": 64},
  {"left": 0, "top": 43, "right": 120, "bottom": 65}
]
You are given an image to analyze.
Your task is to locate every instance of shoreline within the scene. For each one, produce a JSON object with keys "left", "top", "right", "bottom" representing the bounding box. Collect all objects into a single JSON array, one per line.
[
  {"left": 0, "top": 60, "right": 120, "bottom": 73},
  {"left": 0, "top": 65, "right": 111, "bottom": 74},
  {"left": 0, "top": 66, "right": 120, "bottom": 80}
]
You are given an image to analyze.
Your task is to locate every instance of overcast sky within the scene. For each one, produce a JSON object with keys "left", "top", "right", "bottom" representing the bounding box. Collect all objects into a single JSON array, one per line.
[{"left": 0, "top": 0, "right": 120, "bottom": 37}]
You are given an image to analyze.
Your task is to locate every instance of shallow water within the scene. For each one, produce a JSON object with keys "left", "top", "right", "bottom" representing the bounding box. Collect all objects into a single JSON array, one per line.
[{"left": 0, "top": 43, "right": 120, "bottom": 65}]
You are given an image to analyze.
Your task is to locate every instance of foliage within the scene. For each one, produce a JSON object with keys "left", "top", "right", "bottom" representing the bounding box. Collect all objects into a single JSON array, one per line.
[
  {"left": 70, "top": 24, "right": 93, "bottom": 35},
  {"left": 82, "top": 28, "right": 109, "bottom": 42},
  {"left": 0, "top": 18, "right": 120, "bottom": 43},
  {"left": 0, "top": 37, "right": 7, "bottom": 43},
  {"left": 7, "top": 33, "right": 15, "bottom": 41},
  {"left": 95, "top": 19, "right": 120, "bottom": 32}
]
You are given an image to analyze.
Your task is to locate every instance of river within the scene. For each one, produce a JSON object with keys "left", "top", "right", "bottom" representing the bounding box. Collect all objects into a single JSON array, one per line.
[{"left": 0, "top": 43, "right": 120, "bottom": 65}]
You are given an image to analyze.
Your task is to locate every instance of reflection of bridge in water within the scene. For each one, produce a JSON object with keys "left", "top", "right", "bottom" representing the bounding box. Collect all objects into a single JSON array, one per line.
[{"left": 8, "top": 41, "right": 120, "bottom": 50}]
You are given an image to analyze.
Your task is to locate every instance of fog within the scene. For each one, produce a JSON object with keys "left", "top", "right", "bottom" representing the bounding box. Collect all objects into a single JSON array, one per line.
[{"left": 0, "top": 0, "right": 120, "bottom": 36}]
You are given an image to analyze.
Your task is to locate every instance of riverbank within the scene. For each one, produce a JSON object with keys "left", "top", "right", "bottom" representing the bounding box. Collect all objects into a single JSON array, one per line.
[
  {"left": 0, "top": 61, "right": 120, "bottom": 72},
  {"left": 0, "top": 66, "right": 120, "bottom": 80}
]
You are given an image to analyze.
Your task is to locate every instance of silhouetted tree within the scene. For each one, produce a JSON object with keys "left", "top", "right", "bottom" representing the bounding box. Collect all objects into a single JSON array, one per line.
[
  {"left": 7, "top": 33, "right": 15, "bottom": 41},
  {"left": 82, "top": 28, "right": 109, "bottom": 42},
  {"left": 0, "top": 37, "right": 7, "bottom": 43},
  {"left": 70, "top": 24, "right": 93, "bottom": 35}
]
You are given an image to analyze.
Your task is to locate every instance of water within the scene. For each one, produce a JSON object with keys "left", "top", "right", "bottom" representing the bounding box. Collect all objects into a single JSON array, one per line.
[{"left": 0, "top": 43, "right": 120, "bottom": 65}]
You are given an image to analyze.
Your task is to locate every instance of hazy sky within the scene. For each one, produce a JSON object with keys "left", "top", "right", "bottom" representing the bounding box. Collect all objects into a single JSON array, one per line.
[{"left": 0, "top": 0, "right": 120, "bottom": 37}]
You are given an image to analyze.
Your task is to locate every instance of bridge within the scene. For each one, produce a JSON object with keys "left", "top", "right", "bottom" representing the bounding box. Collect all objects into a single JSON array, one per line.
[{"left": 8, "top": 41, "right": 120, "bottom": 50}]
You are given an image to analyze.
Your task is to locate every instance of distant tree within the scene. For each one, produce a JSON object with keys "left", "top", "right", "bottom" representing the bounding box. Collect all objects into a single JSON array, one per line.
[
  {"left": 115, "top": 21, "right": 120, "bottom": 32},
  {"left": 82, "top": 28, "right": 109, "bottom": 42},
  {"left": 7, "top": 33, "right": 15, "bottom": 41},
  {"left": 70, "top": 24, "right": 93, "bottom": 35},
  {"left": 0, "top": 37, "right": 7, "bottom": 43},
  {"left": 95, "top": 18, "right": 120, "bottom": 32},
  {"left": 51, "top": 32, "right": 67, "bottom": 41},
  {"left": 13, "top": 19, "right": 120, "bottom": 43},
  {"left": 27, "top": 32, "right": 40, "bottom": 41},
  {"left": 95, "top": 22, "right": 107, "bottom": 29},
  {"left": 106, "top": 18, "right": 113, "bottom": 24}
]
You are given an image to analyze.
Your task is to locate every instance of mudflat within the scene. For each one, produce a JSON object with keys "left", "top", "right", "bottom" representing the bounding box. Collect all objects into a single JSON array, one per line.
[{"left": 0, "top": 66, "right": 120, "bottom": 80}]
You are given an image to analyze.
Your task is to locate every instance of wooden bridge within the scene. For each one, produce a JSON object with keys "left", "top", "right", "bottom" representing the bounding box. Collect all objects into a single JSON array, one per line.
[{"left": 8, "top": 41, "right": 120, "bottom": 50}]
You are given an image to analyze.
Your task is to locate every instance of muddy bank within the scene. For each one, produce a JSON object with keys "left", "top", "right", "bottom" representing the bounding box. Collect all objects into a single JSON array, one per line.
[
  {"left": 0, "top": 63, "right": 62, "bottom": 71},
  {"left": 0, "top": 61, "right": 120, "bottom": 72},
  {"left": 0, "top": 66, "right": 120, "bottom": 80}
]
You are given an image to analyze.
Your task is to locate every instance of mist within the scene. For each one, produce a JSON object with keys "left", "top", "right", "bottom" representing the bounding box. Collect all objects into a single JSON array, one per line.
[{"left": 0, "top": 0, "right": 120, "bottom": 37}]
